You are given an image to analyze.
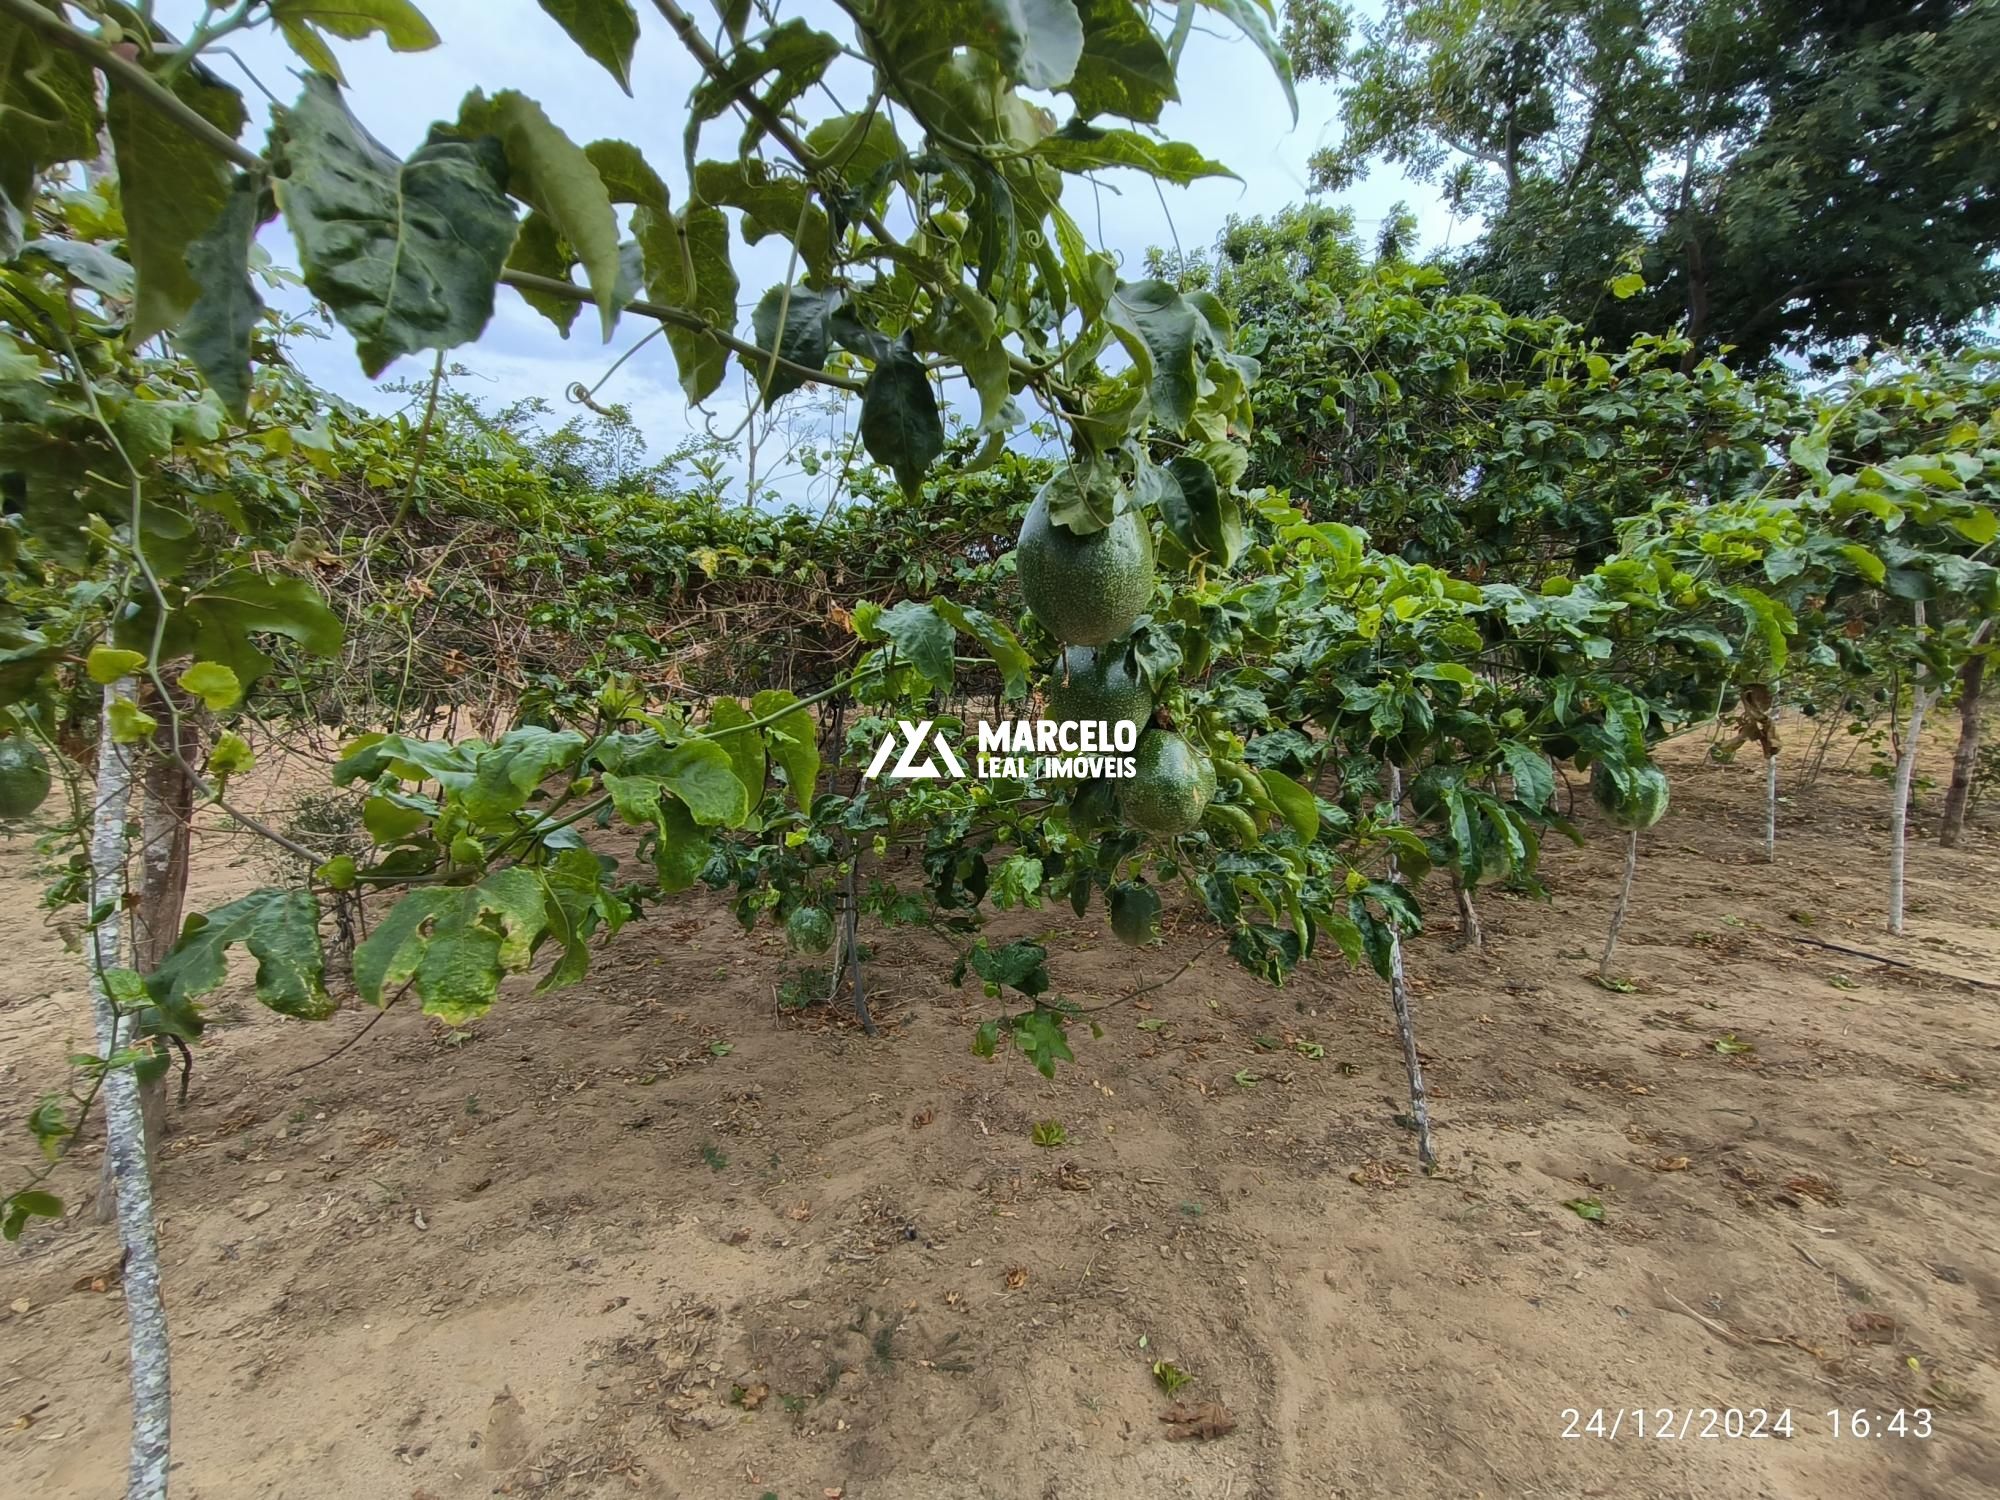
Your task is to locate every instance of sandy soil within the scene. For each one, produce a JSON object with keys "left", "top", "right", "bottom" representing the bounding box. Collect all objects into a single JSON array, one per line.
[{"left": 2, "top": 735, "right": 1997, "bottom": 1500}]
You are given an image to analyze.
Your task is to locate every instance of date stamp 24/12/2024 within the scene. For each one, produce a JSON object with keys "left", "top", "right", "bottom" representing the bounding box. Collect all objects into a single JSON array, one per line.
[{"left": 1560, "top": 1408, "right": 1935, "bottom": 1440}]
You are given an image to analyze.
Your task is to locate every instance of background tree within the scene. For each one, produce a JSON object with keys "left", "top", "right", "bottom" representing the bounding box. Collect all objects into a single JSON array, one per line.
[{"left": 1285, "top": 0, "right": 2000, "bottom": 367}]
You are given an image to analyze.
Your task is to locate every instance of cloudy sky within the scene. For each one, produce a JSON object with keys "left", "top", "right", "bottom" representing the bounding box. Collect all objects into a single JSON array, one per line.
[{"left": 156, "top": 1, "right": 1450, "bottom": 498}]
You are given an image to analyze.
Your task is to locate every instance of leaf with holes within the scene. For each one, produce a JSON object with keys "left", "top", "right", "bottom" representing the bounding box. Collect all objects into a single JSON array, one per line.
[
  {"left": 352, "top": 869, "right": 551, "bottom": 1022},
  {"left": 149, "top": 888, "right": 334, "bottom": 1021}
]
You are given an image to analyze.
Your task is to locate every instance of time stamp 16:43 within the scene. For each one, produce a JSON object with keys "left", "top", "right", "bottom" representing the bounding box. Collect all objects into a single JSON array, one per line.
[{"left": 1560, "top": 1408, "right": 1934, "bottom": 1440}]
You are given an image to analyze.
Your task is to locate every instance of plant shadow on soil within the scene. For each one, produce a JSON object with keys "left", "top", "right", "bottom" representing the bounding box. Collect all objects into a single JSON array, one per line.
[{"left": 3, "top": 737, "right": 1999, "bottom": 1499}]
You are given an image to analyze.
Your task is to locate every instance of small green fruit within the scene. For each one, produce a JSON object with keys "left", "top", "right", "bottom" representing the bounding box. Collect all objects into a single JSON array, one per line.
[
  {"left": 0, "top": 736, "right": 52, "bottom": 820},
  {"left": 1016, "top": 479, "right": 1155, "bottom": 646},
  {"left": 1591, "top": 760, "right": 1670, "bottom": 832},
  {"left": 1122, "top": 731, "right": 1216, "bottom": 836},
  {"left": 786, "top": 906, "right": 834, "bottom": 955},
  {"left": 1046, "top": 645, "right": 1152, "bottom": 737}
]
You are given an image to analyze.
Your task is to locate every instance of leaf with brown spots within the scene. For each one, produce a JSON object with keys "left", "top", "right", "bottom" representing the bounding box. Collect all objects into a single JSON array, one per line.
[{"left": 1161, "top": 1401, "right": 1237, "bottom": 1441}]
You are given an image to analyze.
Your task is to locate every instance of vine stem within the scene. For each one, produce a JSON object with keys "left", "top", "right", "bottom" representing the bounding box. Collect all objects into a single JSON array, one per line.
[
  {"left": 1599, "top": 829, "right": 1638, "bottom": 981},
  {"left": 1380, "top": 763, "right": 1438, "bottom": 1172},
  {"left": 87, "top": 680, "right": 172, "bottom": 1500}
]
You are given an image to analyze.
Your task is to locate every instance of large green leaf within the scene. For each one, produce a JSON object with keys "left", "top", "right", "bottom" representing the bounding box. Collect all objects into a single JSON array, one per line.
[
  {"left": 457, "top": 91, "right": 622, "bottom": 340},
  {"left": 982, "top": 0, "right": 1087, "bottom": 88},
  {"left": 1155, "top": 455, "right": 1243, "bottom": 565},
  {"left": 1069, "top": 0, "right": 1176, "bottom": 122},
  {"left": 505, "top": 212, "right": 583, "bottom": 336},
  {"left": 706, "top": 698, "right": 767, "bottom": 813},
  {"left": 119, "top": 569, "right": 345, "bottom": 687},
  {"left": 1104, "top": 280, "right": 1202, "bottom": 433},
  {"left": 859, "top": 340, "right": 944, "bottom": 498},
  {"left": 107, "top": 67, "right": 246, "bottom": 341},
  {"left": 18, "top": 236, "right": 132, "bottom": 299},
  {"left": 693, "top": 157, "right": 832, "bottom": 278},
  {"left": 874, "top": 600, "right": 957, "bottom": 691},
  {"left": 652, "top": 795, "right": 710, "bottom": 893},
  {"left": 272, "top": 0, "right": 440, "bottom": 84},
  {"left": 1037, "top": 126, "right": 1234, "bottom": 184},
  {"left": 178, "top": 174, "right": 269, "bottom": 415},
  {"left": 879, "top": 0, "right": 1085, "bottom": 89},
  {"left": 535, "top": 845, "right": 611, "bottom": 990},
  {"left": 463, "top": 727, "right": 586, "bottom": 822},
  {"left": 637, "top": 202, "right": 737, "bottom": 402},
  {"left": 750, "top": 689, "right": 820, "bottom": 808},
  {"left": 602, "top": 772, "right": 713, "bottom": 891},
  {"left": 274, "top": 75, "right": 517, "bottom": 377},
  {"left": 149, "top": 888, "right": 334, "bottom": 1021},
  {"left": 585, "top": 138, "right": 670, "bottom": 214},
  {"left": 934, "top": 599, "right": 1032, "bottom": 699},
  {"left": 536, "top": 0, "right": 640, "bottom": 92},
  {"left": 1258, "top": 768, "right": 1319, "bottom": 843},
  {"left": 660, "top": 739, "right": 752, "bottom": 826},
  {"left": 352, "top": 869, "right": 550, "bottom": 1022},
  {"left": 0, "top": 4, "right": 100, "bottom": 258},
  {"left": 689, "top": 20, "right": 840, "bottom": 156},
  {"left": 803, "top": 109, "right": 905, "bottom": 191},
  {"left": 749, "top": 284, "right": 838, "bottom": 400},
  {"left": 1501, "top": 741, "right": 1554, "bottom": 813},
  {"left": 336, "top": 734, "right": 475, "bottom": 791}
]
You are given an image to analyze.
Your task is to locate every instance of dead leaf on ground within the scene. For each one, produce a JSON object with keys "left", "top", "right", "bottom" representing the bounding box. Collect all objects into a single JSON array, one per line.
[
  {"left": 1161, "top": 1401, "right": 1237, "bottom": 1441},
  {"left": 1847, "top": 1313, "right": 1898, "bottom": 1344},
  {"left": 1783, "top": 1174, "right": 1841, "bottom": 1204},
  {"left": 1004, "top": 1266, "right": 1029, "bottom": 1290},
  {"left": 1651, "top": 1155, "right": 1690, "bottom": 1172}
]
